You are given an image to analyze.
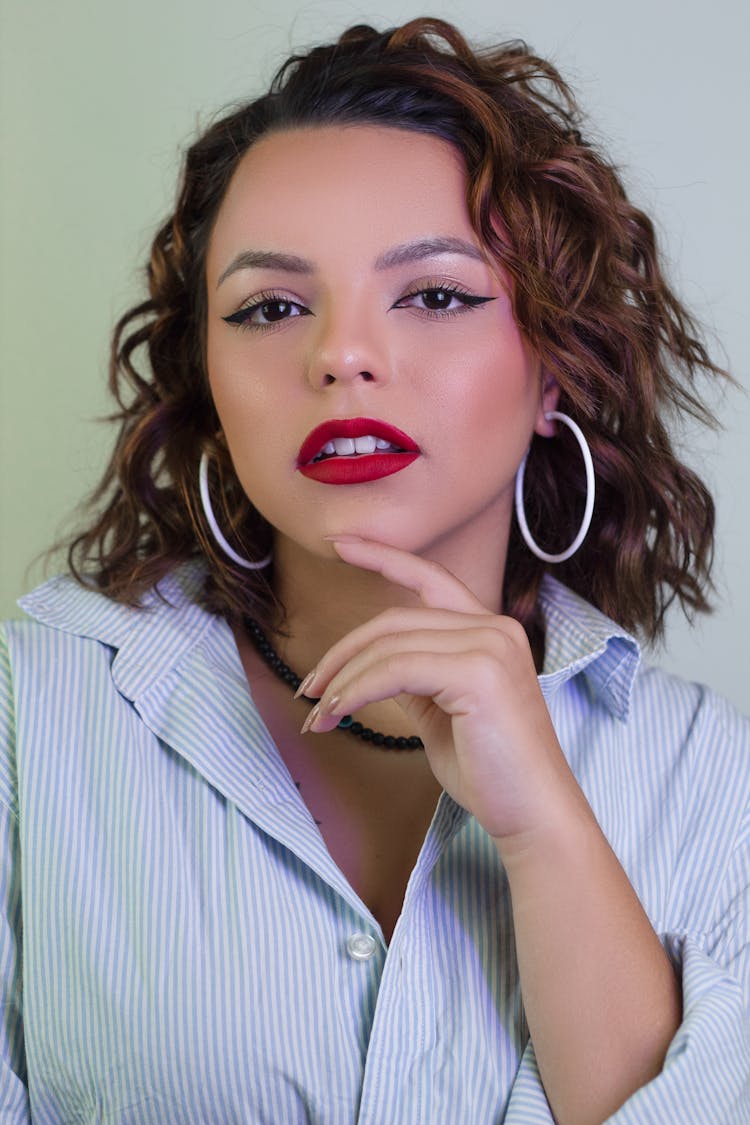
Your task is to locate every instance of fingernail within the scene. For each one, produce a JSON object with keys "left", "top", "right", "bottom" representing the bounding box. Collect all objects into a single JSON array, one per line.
[
  {"left": 300, "top": 703, "right": 320, "bottom": 735},
  {"left": 294, "top": 670, "right": 317, "bottom": 699},
  {"left": 320, "top": 694, "right": 341, "bottom": 717}
]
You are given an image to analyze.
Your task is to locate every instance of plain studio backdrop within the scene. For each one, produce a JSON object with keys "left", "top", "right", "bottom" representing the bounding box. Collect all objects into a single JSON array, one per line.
[{"left": 1, "top": 0, "right": 748, "bottom": 714}]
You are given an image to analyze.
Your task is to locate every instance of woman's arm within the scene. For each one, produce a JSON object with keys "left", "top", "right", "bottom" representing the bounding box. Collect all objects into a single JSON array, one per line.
[{"left": 497, "top": 803, "right": 681, "bottom": 1124}]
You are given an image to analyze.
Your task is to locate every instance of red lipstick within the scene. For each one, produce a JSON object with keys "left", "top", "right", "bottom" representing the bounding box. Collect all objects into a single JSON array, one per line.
[{"left": 297, "top": 417, "right": 420, "bottom": 485}]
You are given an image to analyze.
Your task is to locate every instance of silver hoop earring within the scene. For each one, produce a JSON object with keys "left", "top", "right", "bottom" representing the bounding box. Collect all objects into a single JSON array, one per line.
[
  {"left": 514, "top": 411, "right": 595, "bottom": 564},
  {"left": 198, "top": 452, "right": 272, "bottom": 570}
]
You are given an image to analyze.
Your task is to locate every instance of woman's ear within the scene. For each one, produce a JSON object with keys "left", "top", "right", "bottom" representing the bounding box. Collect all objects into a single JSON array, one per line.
[{"left": 534, "top": 372, "right": 561, "bottom": 437}]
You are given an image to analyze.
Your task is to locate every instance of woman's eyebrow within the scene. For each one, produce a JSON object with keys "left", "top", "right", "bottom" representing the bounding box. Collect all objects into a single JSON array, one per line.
[
  {"left": 217, "top": 249, "right": 314, "bottom": 287},
  {"left": 216, "top": 236, "right": 486, "bottom": 288},
  {"left": 374, "top": 237, "right": 486, "bottom": 270}
]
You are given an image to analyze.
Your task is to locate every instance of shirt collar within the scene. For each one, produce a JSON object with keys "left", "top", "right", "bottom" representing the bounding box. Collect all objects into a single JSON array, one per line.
[
  {"left": 19, "top": 564, "right": 215, "bottom": 702},
  {"left": 19, "top": 565, "right": 641, "bottom": 722},
  {"left": 538, "top": 575, "right": 641, "bottom": 721}
]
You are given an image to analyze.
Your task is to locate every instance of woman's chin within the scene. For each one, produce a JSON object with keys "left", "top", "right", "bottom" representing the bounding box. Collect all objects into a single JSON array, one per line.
[{"left": 273, "top": 523, "right": 413, "bottom": 562}]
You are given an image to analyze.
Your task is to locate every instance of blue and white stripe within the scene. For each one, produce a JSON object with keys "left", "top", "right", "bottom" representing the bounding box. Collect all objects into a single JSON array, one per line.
[{"left": 0, "top": 566, "right": 747, "bottom": 1123}]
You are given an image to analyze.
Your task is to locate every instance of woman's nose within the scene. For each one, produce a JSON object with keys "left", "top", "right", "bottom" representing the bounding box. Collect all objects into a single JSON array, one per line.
[{"left": 304, "top": 303, "right": 389, "bottom": 390}]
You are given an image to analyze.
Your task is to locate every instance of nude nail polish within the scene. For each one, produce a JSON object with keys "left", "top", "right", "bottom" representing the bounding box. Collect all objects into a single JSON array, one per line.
[
  {"left": 294, "top": 671, "right": 317, "bottom": 700},
  {"left": 300, "top": 703, "right": 320, "bottom": 735},
  {"left": 321, "top": 694, "right": 341, "bottom": 716}
]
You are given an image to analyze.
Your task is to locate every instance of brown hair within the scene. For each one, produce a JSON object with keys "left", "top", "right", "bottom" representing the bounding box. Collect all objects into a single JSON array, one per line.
[{"left": 64, "top": 17, "right": 727, "bottom": 645}]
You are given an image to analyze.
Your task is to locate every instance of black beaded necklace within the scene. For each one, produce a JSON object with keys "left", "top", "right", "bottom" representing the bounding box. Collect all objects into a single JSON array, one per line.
[{"left": 244, "top": 617, "right": 424, "bottom": 751}]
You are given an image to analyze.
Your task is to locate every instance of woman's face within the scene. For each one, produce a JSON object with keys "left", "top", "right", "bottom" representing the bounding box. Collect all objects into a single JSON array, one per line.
[{"left": 205, "top": 125, "right": 556, "bottom": 563}]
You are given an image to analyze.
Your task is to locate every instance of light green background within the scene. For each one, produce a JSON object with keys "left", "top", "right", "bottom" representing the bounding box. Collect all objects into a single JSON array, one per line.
[{"left": 1, "top": 0, "right": 748, "bottom": 712}]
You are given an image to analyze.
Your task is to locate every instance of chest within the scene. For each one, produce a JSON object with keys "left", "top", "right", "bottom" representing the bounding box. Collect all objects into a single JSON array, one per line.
[
  {"left": 17, "top": 705, "right": 524, "bottom": 1123},
  {"left": 237, "top": 633, "right": 443, "bottom": 940},
  {"left": 279, "top": 726, "right": 442, "bottom": 940}
]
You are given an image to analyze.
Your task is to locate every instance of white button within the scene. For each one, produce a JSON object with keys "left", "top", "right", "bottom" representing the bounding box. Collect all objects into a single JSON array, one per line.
[{"left": 346, "top": 932, "right": 377, "bottom": 961}]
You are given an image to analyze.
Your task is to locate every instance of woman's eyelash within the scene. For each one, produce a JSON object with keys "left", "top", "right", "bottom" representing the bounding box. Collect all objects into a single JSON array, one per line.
[
  {"left": 222, "top": 292, "right": 311, "bottom": 331},
  {"left": 393, "top": 284, "right": 496, "bottom": 316},
  {"left": 222, "top": 284, "right": 496, "bottom": 331}
]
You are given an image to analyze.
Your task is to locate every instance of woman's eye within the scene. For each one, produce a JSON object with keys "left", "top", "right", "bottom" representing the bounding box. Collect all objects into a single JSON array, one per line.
[
  {"left": 223, "top": 296, "right": 310, "bottom": 330},
  {"left": 393, "top": 287, "right": 495, "bottom": 315},
  {"left": 420, "top": 289, "right": 463, "bottom": 310}
]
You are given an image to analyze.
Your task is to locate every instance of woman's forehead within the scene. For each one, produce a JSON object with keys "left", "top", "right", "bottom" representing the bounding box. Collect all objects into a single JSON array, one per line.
[{"left": 205, "top": 125, "right": 482, "bottom": 284}]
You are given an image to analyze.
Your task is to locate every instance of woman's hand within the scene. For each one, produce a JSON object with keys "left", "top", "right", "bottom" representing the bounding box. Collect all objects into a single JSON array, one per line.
[
  {"left": 299, "top": 535, "right": 584, "bottom": 844},
  {"left": 301, "top": 535, "right": 681, "bottom": 1125}
]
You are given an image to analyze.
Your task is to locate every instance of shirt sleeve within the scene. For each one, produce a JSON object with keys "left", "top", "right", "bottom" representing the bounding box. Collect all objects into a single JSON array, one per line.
[
  {"left": 606, "top": 933, "right": 750, "bottom": 1123},
  {"left": 506, "top": 925, "right": 750, "bottom": 1125},
  {"left": 0, "top": 629, "right": 31, "bottom": 1119},
  {"left": 605, "top": 702, "right": 750, "bottom": 1123}
]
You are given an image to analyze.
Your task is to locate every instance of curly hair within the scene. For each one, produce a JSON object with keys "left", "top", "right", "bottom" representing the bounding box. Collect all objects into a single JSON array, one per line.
[{"left": 65, "top": 16, "right": 727, "bottom": 647}]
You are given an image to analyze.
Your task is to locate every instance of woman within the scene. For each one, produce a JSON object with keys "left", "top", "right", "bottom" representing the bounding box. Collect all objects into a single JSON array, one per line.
[{"left": 1, "top": 17, "right": 747, "bottom": 1124}]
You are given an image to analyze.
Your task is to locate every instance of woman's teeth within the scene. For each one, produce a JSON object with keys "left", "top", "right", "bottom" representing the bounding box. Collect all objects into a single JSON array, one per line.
[{"left": 314, "top": 436, "right": 401, "bottom": 461}]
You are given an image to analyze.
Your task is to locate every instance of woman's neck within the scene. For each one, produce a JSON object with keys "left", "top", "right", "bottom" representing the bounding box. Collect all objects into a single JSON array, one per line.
[{"left": 268, "top": 517, "right": 509, "bottom": 675}]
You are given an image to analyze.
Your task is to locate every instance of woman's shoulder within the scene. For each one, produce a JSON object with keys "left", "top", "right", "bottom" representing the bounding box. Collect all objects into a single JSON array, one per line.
[
  {"left": 634, "top": 658, "right": 748, "bottom": 735},
  {"left": 1, "top": 562, "right": 221, "bottom": 709},
  {"left": 0, "top": 564, "right": 237, "bottom": 809},
  {"left": 4, "top": 562, "right": 209, "bottom": 644},
  {"left": 629, "top": 661, "right": 750, "bottom": 807}
]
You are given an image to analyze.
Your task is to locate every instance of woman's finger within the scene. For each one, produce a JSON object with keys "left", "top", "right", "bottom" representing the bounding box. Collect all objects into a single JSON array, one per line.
[
  {"left": 298, "top": 607, "right": 503, "bottom": 698},
  {"left": 326, "top": 536, "right": 487, "bottom": 613},
  {"left": 303, "top": 646, "right": 487, "bottom": 735},
  {"left": 304, "top": 623, "right": 529, "bottom": 732}
]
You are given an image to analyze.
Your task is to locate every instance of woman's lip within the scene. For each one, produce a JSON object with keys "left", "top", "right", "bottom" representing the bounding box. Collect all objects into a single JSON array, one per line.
[
  {"left": 297, "top": 417, "right": 419, "bottom": 466},
  {"left": 299, "top": 452, "right": 420, "bottom": 485}
]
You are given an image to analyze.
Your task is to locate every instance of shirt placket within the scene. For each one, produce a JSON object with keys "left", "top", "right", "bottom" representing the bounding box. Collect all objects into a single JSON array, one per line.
[{"left": 355, "top": 794, "right": 467, "bottom": 1124}]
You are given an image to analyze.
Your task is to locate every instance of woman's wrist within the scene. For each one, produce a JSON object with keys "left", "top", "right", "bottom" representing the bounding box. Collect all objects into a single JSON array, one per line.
[{"left": 487, "top": 749, "right": 598, "bottom": 868}]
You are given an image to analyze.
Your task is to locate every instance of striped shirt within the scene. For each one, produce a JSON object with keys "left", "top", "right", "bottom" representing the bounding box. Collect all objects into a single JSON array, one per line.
[{"left": 0, "top": 564, "right": 748, "bottom": 1123}]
